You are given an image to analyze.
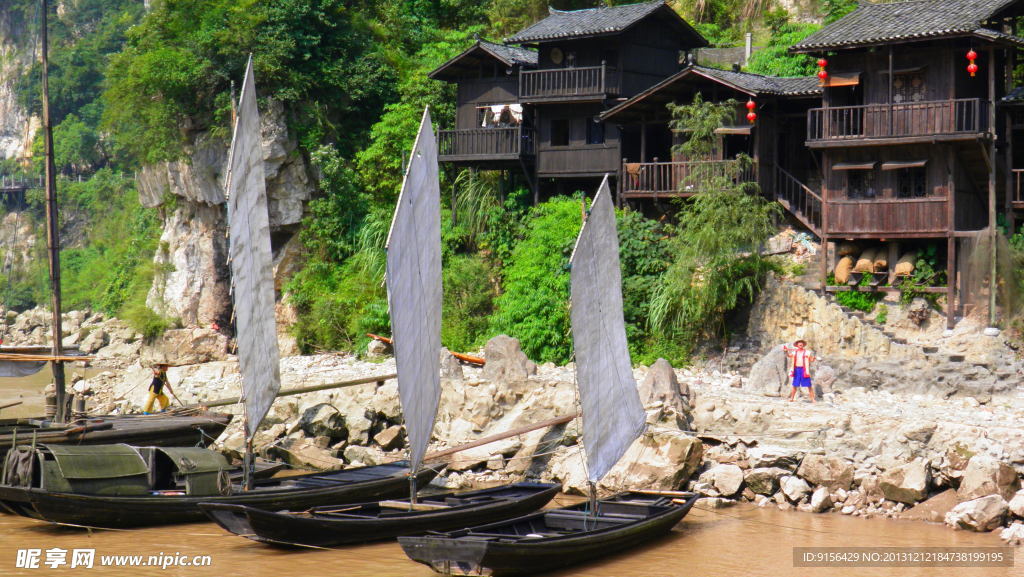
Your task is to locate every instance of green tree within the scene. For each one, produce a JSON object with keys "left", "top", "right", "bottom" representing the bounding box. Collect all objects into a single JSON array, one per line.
[{"left": 651, "top": 97, "right": 780, "bottom": 352}]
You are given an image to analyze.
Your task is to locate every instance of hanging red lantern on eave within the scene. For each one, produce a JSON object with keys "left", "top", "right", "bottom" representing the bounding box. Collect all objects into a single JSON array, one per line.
[
  {"left": 817, "top": 57, "right": 828, "bottom": 85},
  {"left": 967, "top": 49, "right": 978, "bottom": 77},
  {"left": 746, "top": 98, "right": 757, "bottom": 124}
]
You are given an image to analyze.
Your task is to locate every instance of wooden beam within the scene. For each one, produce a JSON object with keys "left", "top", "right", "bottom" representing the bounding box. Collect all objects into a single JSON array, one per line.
[
  {"left": 423, "top": 413, "right": 578, "bottom": 462},
  {"left": 189, "top": 373, "right": 396, "bottom": 408}
]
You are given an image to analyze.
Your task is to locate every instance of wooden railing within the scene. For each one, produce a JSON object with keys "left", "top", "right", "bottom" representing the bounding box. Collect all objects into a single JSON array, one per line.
[
  {"left": 437, "top": 127, "right": 534, "bottom": 160},
  {"left": 0, "top": 175, "right": 44, "bottom": 191},
  {"left": 620, "top": 159, "right": 755, "bottom": 197},
  {"left": 519, "top": 65, "right": 618, "bottom": 101},
  {"left": 1014, "top": 169, "right": 1024, "bottom": 206},
  {"left": 807, "top": 98, "right": 989, "bottom": 142},
  {"left": 775, "top": 166, "right": 822, "bottom": 236}
]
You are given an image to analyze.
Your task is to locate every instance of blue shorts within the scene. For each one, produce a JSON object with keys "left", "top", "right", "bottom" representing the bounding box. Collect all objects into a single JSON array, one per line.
[{"left": 792, "top": 366, "right": 812, "bottom": 388}]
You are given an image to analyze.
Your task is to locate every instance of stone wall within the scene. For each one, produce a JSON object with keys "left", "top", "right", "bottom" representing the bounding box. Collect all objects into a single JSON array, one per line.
[{"left": 747, "top": 275, "right": 923, "bottom": 360}]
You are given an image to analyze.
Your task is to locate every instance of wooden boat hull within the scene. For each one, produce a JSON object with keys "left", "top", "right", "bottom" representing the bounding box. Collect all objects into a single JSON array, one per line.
[
  {"left": 0, "top": 413, "right": 232, "bottom": 458},
  {"left": 399, "top": 492, "right": 699, "bottom": 576},
  {"left": 199, "top": 483, "right": 560, "bottom": 547},
  {"left": 0, "top": 463, "right": 437, "bottom": 528}
]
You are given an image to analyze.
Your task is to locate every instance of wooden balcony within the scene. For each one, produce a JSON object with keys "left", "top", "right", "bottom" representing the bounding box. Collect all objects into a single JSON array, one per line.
[
  {"left": 1014, "top": 169, "right": 1024, "bottom": 210},
  {"left": 827, "top": 197, "right": 949, "bottom": 237},
  {"left": 807, "top": 98, "right": 989, "bottom": 147},
  {"left": 519, "top": 65, "right": 619, "bottom": 103},
  {"left": 437, "top": 127, "right": 534, "bottom": 163},
  {"left": 620, "top": 159, "right": 756, "bottom": 198}
]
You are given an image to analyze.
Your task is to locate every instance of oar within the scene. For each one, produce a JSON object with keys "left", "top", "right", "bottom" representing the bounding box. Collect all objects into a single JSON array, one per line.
[{"left": 0, "top": 401, "right": 23, "bottom": 411}]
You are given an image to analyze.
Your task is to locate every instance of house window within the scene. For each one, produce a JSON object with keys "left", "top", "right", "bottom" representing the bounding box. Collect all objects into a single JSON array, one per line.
[
  {"left": 846, "top": 170, "right": 876, "bottom": 200},
  {"left": 550, "top": 118, "right": 570, "bottom": 146},
  {"left": 586, "top": 118, "right": 605, "bottom": 145},
  {"left": 896, "top": 167, "right": 927, "bottom": 198},
  {"left": 893, "top": 72, "right": 925, "bottom": 103}
]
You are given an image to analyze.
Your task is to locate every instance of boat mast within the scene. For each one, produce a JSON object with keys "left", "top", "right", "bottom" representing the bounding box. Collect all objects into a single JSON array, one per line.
[{"left": 40, "top": 0, "right": 66, "bottom": 423}]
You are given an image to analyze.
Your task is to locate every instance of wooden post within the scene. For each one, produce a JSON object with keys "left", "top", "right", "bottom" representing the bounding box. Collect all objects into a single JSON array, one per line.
[
  {"left": 40, "top": 0, "right": 66, "bottom": 423},
  {"left": 640, "top": 122, "right": 647, "bottom": 163},
  {"left": 888, "top": 46, "right": 895, "bottom": 137},
  {"left": 947, "top": 145, "right": 957, "bottom": 328},
  {"left": 987, "top": 47, "right": 998, "bottom": 328}
]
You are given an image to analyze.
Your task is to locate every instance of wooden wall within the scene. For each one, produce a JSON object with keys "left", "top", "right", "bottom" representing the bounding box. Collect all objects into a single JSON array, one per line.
[
  {"left": 537, "top": 104, "right": 619, "bottom": 176},
  {"left": 455, "top": 78, "right": 520, "bottom": 129}
]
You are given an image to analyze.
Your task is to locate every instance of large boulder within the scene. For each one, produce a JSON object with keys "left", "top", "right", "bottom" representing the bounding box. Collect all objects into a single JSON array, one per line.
[
  {"left": 440, "top": 348, "right": 464, "bottom": 380},
  {"left": 298, "top": 403, "right": 346, "bottom": 442},
  {"left": 1009, "top": 490, "right": 1024, "bottom": 519},
  {"left": 900, "top": 488, "right": 960, "bottom": 523},
  {"left": 746, "top": 346, "right": 788, "bottom": 396},
  {"left": 879, "top": 458, "right": 931, "bottom": 504},
  {"left": 810, "top": 486, "right": 832, "bottom": 513},
  {"left": 552, "top": 430, "right": 703, "bottom": 494},
  {"left": 781, "top": 475, "right": 811, "bottom": 503},
  {"left": 481, "top": 335, "right": 537, "bottom": 384},
  {"left": 79, "top": 328, "right": 109, "bottom": 354},
  {"left": 958, "top": 456, "right": 1021, "bottom": 501},
  {"left": 698, "top": 464, "right": 744, "bottom": 498},
  {"left": 373, "top": 425, "right": 406, "bottom": 451},
  {"left": 638, "top": 359, "right": 689, "bottom": 413},
  {"left": 269, "top": 436, "right": 344, "bottom": 470},
  {"left": 141, "top": 327, "right": 231, "bottom": 365},
  {"left": 945, "top": 495, "right": 1009, "bottom": 532},
  {"left": 745, "top": 467, "right": 789, "bottom": 495},
  {"left": 747, "top": 446, "right": 804, "bottom": 471},
  {"left": 797, "top": 454, "right": 854, "bottom": 491}
]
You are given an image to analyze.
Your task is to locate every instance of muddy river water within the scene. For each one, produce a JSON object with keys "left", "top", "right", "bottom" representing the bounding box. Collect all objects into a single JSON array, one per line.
[{"left": 1, "top": 374, "right": 1020, "bottom": 577}]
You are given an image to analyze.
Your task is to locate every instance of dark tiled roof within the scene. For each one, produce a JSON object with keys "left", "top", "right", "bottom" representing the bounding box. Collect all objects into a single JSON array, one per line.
[
  {"left": 793, "top": 0, "right": 1023, "bottom": 52},
  {"left": 691, "top": 66, "right": 821, "bottom": 96},
  {"left": 601, "top": 65, "right": 819, "bottom": 122},
  {"left": 506, "top": 1, "right": 705, "bottom": 46},
  {"left": 1003, "top": 86, "right": 1024, "bottom": 102},
  {"left": 428, "top": 39, "right": 537, "bottom": 80},
  {"left": 479, "top": 40, "right": 538, "bottom": 67}
]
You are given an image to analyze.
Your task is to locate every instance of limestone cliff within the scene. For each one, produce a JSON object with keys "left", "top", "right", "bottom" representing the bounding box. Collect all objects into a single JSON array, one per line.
[
  {"left": 0, "top": 8, "right": 37, "bottom": 160},
  {"left": 137, "top": 100, "right": 314, "bottom": 328}
]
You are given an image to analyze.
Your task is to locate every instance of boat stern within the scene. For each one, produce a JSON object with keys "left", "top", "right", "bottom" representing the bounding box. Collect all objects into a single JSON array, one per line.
[
  {"left": 198, "top": 503, "right": 256, "bottom": 538},
  {"left": 398, "top": 536, "right": 494, "bottom": 576}
]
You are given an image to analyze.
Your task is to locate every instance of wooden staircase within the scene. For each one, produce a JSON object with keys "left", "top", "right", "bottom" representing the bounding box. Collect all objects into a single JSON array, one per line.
[{"left": 773, "top": 166, "right": 822, "bottom": 239}]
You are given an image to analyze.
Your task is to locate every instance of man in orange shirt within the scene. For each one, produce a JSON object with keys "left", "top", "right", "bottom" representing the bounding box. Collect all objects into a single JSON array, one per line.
[{"left": 783, "top": 340, "right": 815, "bottom": 403}]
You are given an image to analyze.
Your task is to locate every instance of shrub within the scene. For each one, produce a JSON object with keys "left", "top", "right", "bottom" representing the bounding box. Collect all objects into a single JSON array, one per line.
[{"left": 488, "top": 197, "right": 583, "bottom": 364}]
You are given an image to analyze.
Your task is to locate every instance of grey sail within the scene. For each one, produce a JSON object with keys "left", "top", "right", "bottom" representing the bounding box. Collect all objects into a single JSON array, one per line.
[
  {"left": 385, "top": 108, "right": 442, "bottom": 473},
  {"left": 569, "top": 176, "right": 646, "bottom": 483},
  {"left": 0, "top": 361, "right": 46, "bottom": 378},
  {"left": 227, "top": 57, "right": 281, "bottom": 438}
]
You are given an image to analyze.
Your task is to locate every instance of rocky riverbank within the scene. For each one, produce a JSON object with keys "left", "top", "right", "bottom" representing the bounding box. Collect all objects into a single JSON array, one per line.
[
  {"left": 59, "top": 327, "right": 1024, "bottom": 544},
  {"left": 4, "top": 295, "right": 1023, "bottom": 543}
]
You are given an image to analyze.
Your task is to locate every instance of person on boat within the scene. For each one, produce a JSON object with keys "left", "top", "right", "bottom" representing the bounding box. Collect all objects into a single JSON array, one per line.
[
  {"left": 783, "top": 340, "right": 815, "bottom": 403},
  {"left": 143, "top": 363, "right": 175, "bottom": 414}
]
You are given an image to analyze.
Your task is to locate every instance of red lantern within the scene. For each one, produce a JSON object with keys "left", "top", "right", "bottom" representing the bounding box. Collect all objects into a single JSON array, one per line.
[
  {"left": 747, "top": 111, "right": 757, "bottom": 124},
  {"left": 746, "top": 98, "right": 756, "bottom": 111},
  {"left": 817, "top": 69, "right": 828, "bottom": 81},
  {"left": 817, "top": 58, "right": 828, "bottom": 68},
  {"left": 966, "top": 49, "right": 978, "bottom": 77},
  {"left": 817, "top": 56, "right": 828, "bottom": 84}
]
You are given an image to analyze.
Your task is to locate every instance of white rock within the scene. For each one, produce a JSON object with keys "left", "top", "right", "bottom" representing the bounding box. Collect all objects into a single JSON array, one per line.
[
  {"left": 781, "top": 475, "right": 811, "bottom": 503},
  {"left": 945, "top": 495, "right": 1008, "bottom": 532}
]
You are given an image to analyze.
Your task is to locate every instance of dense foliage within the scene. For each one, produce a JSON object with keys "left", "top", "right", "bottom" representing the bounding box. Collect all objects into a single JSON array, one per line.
[{"left": 8, "top": 0, "right": 979, "bottom": 361}]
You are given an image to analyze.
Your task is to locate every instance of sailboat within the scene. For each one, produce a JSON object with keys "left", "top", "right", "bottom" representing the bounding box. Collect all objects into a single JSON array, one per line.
[
  {"left": 0, "top": 0, "right": 231, "bottom": 456},
  {"left": 199, "top": 108, "right": 559, "bottom": 547},
  {"left": 0, "top": 59, "right": 435, "bottom": 529},
  {"left": 398, "top": 177, "right": 699, "bottom": 576}
]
